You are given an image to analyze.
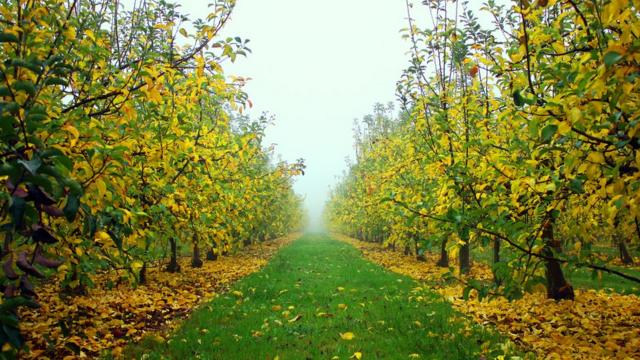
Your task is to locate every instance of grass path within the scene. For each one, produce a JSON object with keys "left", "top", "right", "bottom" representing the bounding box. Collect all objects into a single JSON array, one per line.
[{"left": 131, "top": 234, "right": 509, "bottom": 359}]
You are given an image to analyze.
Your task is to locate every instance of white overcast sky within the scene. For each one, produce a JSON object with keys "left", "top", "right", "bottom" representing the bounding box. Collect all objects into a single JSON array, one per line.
[
  {"left": 217, "top": 0, "right": 410, "bottom": 230},
  {"left": 124, "top": 0, "right": 501, "bottom": 230}
]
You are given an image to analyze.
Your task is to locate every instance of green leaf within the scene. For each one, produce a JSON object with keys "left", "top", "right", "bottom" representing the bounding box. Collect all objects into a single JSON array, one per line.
[
  {"left": 0, "top": 33, "right": 19, "bottom": 43},
  {"left": 64, "top": 178, "right": 83, "bottom": 196},
  {"left": 540, "top": 124, "right": 558, "bottom": 143},
  {"left": 604, "top": 51, "right": 623, "bottom": 67},
  {"left": 9, "top": 196, "right": 26, "bottom": 228},
  {"left": 462, "top": 286, "right": 472, "bottom": 300},
  {"left": 109, "top": 230, "right": 123, "bottom": 252},
  {"left": 63, "top": 194, "right": 81, "bottom": 221},
  {"left": 512, "top": 90, "right": 525, "bottom": 107},
  {"left": 0, "top": 115, "right": 17, "bottom": 138},
  {"left": 569, "top": 177, "right": 585, "bottom": 194},
  {"left": 0, "top": 296, "right": 40, "bottom": 312},
  {"left": 10, "top": 59, "right": 42, "bottom": 74},
  {"left": 41, "top": 148, "right": 73, "bottom": 171},
  {"left": 43, "top": 77, "right": 68, "bottom": 87},
  {"left": 2, "top": 102, "right": 19, "bottom": 115},
  {"left": 0, "top": 162, "right": 17, "bottom": 176},
  {"left": 2, "top": 323, "right": 23, "bottom": 348},
  {"left": 12, "top": 80, "right": 36, "bottom": 96},
  {"left": 25, "top": 112, "right": 47, "bottom": 123},
  {"left": 0, "top": 314, "right": 18, "bottom": 328},
  {"left": 18, "top": 158, "right": 41, "bottom": 175}
]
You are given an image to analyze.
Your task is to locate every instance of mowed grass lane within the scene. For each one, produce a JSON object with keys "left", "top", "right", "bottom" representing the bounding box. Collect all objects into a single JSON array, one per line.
[{"left": 130, "top": 234, "right": 510, "bottom": 359}]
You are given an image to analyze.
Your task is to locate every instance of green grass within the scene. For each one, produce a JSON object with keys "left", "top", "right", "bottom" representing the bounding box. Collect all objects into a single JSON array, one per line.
[
  {"left": 129, "top": 233, "right": 513, "bottom": 359},
  {"left": 565, "top": 265, "right": 640, "bottom": 295}
]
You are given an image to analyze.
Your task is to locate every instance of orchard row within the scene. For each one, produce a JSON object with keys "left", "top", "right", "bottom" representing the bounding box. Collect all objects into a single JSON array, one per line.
[
  {"left": 326, "top": 0, "right": 639, "bottom": 300},
  {"left": 0, "top": 0, "right": 304, "bottom": 351}
]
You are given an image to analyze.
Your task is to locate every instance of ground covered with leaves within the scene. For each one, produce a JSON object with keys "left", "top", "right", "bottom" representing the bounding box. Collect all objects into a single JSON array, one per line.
[
  {"left": 18, "top": 234, "right": 299, "bottom": 359},
  {"left": 336, "top": 234, "right": 640, "bottom": 359},
  {"left": 133, "top": 234, "right": 516, "bottom": 359}
]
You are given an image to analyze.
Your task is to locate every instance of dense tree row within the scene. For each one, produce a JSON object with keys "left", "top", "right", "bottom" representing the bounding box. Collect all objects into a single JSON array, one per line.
[
  {"left": 326, "top": 0, "right": 639, "bottom": 301},
  {"left": 0, "top": 0, "right": 304, "bottom": 352}
]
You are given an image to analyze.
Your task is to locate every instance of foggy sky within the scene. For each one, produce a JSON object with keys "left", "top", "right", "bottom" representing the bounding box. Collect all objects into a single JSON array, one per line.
[
  {"left": 219, "top": 1, "right": 410, "bottom": 231},
  {"left": 123, "top": 0, "right": 499, "bottom": 231}
]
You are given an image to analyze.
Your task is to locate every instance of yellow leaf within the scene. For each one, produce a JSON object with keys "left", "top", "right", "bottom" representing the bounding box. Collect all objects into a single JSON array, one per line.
[
  {"left": 288, "top": 314, "right": 302, "bottom": 323},
  {"left": 95, "top": 179, "right": 107, "bottom": 197},
  {"left": 131, "top": 261, "right": 143, "bottom": 271},
  {"left": 587, "top": 152, "right": 605, "bottom": 164},
  {"left": 340, "top": 332, "right": 355, "bottom": 340},
  {"left": 351, "top": 352, "right": 363, "bottom": 359},
  {"left": 85, "top": 29, "right": 96, "bottom": 42},
  {"left": 316, "top": 312, "right": 334, "bottom": 318},
  {"left": 566, "top": 107, "right": 581, "bottom": 124},
  {"left": 95, "top": 231, "right": 111, "bottom": 243},
  {"left": 574, "top": 242, "right": 582, "bottom": 253},
  {"left": 557, "top": 121, "right": 571, "bottom": 135},
  {"left": 62, "top": 124, "right": 80, "bottom": 147}
]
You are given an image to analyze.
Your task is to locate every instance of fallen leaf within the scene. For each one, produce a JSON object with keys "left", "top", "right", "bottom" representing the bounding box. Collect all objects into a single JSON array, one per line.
[
  {"left": 340, "top": 332, "right": 355, "bottom": 340},
  {"left": 316, "top": 312, "right": 334, "bottom": 318}
]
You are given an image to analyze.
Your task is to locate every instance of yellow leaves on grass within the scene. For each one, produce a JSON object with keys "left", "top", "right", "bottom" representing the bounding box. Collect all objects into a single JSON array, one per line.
[
  {"left": 340, "top": 235, "right": 640, "bottom": 360},
  {"left": 18, "top": 234, "right": 297, "bottom": 359}
]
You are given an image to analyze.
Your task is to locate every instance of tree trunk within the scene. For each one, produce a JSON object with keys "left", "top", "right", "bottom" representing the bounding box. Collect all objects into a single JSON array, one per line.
[
  {"left": 542, "top": 218, "right": 574, "bottom": 300},
  {"left": 139, "top": 262, "right": 147, "bottom": 285},
  {"left": 436, "top": 236, "right": 449, "bottom": 267},
  {"left": 206, "top": 247, "right": 218, "bottom": 261},
  {"left": 459, "top": 230, "right": 470, "bottom": 274},
  {"left": 192, "top": 242, "right": 203, "bottom": 268},
  {"left": 62, "top": 267, "right": 87, "bottom": 296},
  {"left": 416, "top": 249, "right": 426, "bottom": 262},
  {"left": 165, "top": 237, "right": 181, "bottom": 273},
  {"left": 493, "top": 237, "right": 501, "bottom": 285},
  {"left": 222, "top": 243, "right": 229, "bottom": 256},
  {"left": 614, "top": 216, "right": 634, "bottom": 265},
  {"left": 618, "top": 237, "right": 634, "bottom": 265}
]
